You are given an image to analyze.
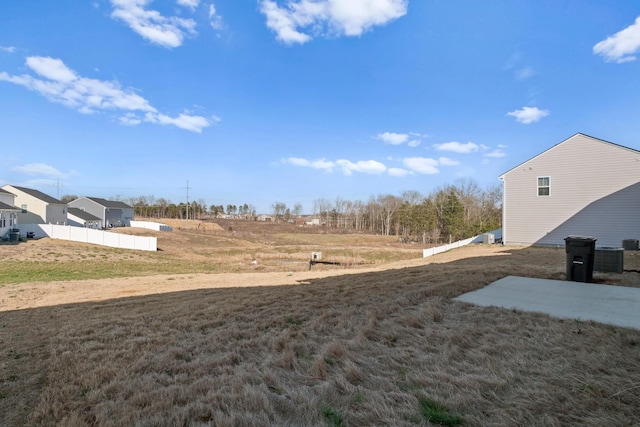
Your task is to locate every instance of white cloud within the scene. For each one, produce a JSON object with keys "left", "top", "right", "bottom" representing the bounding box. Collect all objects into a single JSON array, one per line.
[
  {"left": 377, "top": 131, "right": 423, "bottom": 147},
  {"left": 26, "top": 56, "right": 78, "bottom": 83},
  {"left": 388, "top": 167, "right": 410, "bottom": 177},
  {"left": 433, "top": 141, "right": 479, "bottom": 154},
  {"left": 110, "top": 0, "right": 197, "bottom": 48},
  {"left": 0, "top": 56, "right": 212, "bottom": 133},
  {"left": 259, "top": 1, "right": 311, "bottom": 44},
  {"left": 438, "top": 157, "right": 459, "bottom": 166},
  {"left": 177, "top": 0, "right": 199, "bottom": 10},
  {"left": 283, "top": 157, "right": 335, "bottom": 172},
  {"left": 0, "top": 45, "right": 16, "bottom": 53},
  {"left": 507, "top": 106, "right": 550, "bottom": 124},
  {"left": 259, "top": 0, "right": 408, "bottom": 45},
  {"left": 144, "top": 112, "right": 211, "bottom": 132},
  {"left": 209, "top": 4, "right": 224, "bottom": 30},
  {"left": 283, "top": 157, "right": 386, "bottom": 175},
  {"left": 402, "top": 157, "right": 439, "bottom": 175},
  {"left": 377, "top": 132, "right": 408, "bottom": 145},
  {"left": 516, "top": 66, "right": 535, "bottom": 80},
  {"left": 485, "top": 149, "right": 506, "bottom": 158},
  {"left": 593, "top": 16, "right": 640, "bottom": 63},
  {"left": 336, "top": 159, "right": 386, "bottom": 176},
  {"left": 119, "top": 112, "right": 142, "bottom": 125},
  {"left": 12, "top": 163, "right": 75, "bottom": 179}
]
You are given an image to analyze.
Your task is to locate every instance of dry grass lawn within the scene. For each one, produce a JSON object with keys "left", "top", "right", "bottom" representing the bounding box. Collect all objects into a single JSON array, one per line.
[{"left": 1, "top": 224, "right": 640, "bottom": 426}]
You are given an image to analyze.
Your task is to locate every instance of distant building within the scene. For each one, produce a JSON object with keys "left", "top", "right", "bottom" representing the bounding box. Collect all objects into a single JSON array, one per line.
[
  {"left": 68, "top": 197, "right": 134, "bottom": 228},
  {"left": 67, "top": 207, "right": 103, "bottom": 229},
  {"left": 1, "top": 185, "right": 67, "bottom": 225}
]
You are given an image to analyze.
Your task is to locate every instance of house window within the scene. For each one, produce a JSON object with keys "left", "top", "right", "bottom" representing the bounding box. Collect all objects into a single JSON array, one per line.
[
  {"left": 538, "top": 177, "right": 550, "bottom": 196},
  {"left": 21, "top": 204, "right": 27, "bottom": 213}
]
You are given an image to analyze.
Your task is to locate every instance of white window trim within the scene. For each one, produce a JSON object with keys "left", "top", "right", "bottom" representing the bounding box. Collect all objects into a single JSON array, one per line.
[{"left": 537, "top": 176, "right": 550, "bottom": 197}]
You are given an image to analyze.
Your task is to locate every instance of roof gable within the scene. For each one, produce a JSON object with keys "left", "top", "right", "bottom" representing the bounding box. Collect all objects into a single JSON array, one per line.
[
  {"left": 5, "top": 185, "right": 64, "bottom": 204},
  {"left": 86, "top": 197, "right": 133, "bottom": 209},
  {"left": 0, "top": 201, "right": 19, "bottom": 211},
  {"left": 68, "top": 207, "right": 101, "bottom": 221},
  {"left": 499, "top": 133, "right": 640, "bottom": 179}
]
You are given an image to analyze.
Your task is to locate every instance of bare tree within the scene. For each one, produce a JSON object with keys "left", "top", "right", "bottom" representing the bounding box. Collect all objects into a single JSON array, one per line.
[
  {"left": 272, "top": 202, "right": 287, "bottom": 222},
  {"left": 292, "top": 203, "right": 304, "bottom": 217},
  {"left": 60, "top": 194, "right": 78, "bottom": 204}
]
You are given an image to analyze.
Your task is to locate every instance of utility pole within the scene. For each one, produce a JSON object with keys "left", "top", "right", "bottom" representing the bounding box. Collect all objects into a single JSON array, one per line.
[{"left": 186, "top": 180, "right": 190, "bottom": 230}]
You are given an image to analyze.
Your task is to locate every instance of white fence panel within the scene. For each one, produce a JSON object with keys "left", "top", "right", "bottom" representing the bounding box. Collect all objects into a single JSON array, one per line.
[
  {"left": 16, "top": 224, "right": 157, "bottom": 251},
  {"left": 69, "top": 226, "right": 88, "bottom": 242},
  {"left": 103, "top": 231, "right": 121, "bottom": 248},
  {"left": 423, "top": 229, "right": 502, "bottom": 258},
  {"left": 87, "top": 228, "right": 104, "bottom": 246},
  {"left": 422, "top": 236, "right": 479, "bottom": 258},
  {"left": 130, "top": 220, "right": 173, "bottom": 232}
]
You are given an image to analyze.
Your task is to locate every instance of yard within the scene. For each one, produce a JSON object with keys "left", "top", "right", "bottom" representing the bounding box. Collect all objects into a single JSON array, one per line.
[{"left": 1, "top": 221, "right": 639, "bottom": 426}]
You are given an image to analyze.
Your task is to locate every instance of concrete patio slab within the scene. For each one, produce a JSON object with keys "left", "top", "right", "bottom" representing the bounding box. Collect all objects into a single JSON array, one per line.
[{"left": 455, "top": 275, "right": 640, "bottom": 330}]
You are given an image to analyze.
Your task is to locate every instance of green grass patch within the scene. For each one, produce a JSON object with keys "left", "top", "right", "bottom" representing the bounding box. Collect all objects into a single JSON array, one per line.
[
  {"left": 322, "top": 406, "right": 344, "bottom": 427},
  {"left": 420, "top": 399, "right": 463, "bottom": 426},
  {"left": 285, "top": 316, "right": 304, "bottom": 326},
  {"left": 0, "top": 260, "right": 219, "bottom": 284}
]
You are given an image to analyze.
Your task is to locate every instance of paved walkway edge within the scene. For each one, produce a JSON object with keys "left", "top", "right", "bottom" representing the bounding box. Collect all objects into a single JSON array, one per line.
[{"left": 455, "top": 275, "right": 640, "bottom": 330}]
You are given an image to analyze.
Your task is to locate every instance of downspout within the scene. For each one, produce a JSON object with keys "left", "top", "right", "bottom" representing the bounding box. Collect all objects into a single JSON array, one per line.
[{"left": 500, "top": 176, "right": 506, "bottom": 245}]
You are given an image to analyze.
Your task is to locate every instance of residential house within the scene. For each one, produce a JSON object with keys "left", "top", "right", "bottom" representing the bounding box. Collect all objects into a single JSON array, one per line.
[
  {"left": 67, "top": 207, "right": 103, "bottom": 229},
  {"left": 68, "top": 197, "right": 134, "bottom": 228},
  {"left": 1, "top": 185, "right": 67, "bottom": 225},
  {"left": 0, "top": 188, "right": 19, "bottom": 238},
  {"left": 499, "top": 133, "right": 640, "bottom": 247}
]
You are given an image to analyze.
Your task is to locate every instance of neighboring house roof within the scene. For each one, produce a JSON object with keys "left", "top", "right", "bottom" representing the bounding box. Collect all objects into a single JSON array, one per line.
[
  {"left": 0, "top": 188, "right": 15, "bottom": 196},
  {"left": 0, "top": 201, "right": 19, "bottom": 211},
  {"left": 7, "top": 185, "right": 64, "bottom": 204},
  {"left": 499, "top": 132, "right": 640, "bottom": 179},
  {"left": 85, "top": 197, "right": 133, "bottom": 209},
  {"left": 68, "top": 207, "right": 101, "bottom": 221}
]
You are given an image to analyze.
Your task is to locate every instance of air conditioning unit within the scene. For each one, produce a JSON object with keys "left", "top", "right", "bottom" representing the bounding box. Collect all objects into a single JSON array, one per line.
[
  {"left": 482, "top": 233, "right": 495, "bottom": 244},
  {"left": 594, "top": 247, "right": 624, "bottom": 274}
]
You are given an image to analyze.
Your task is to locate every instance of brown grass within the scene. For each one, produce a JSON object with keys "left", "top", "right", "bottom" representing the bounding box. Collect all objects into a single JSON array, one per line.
[{"left": 1, "top": 227, "right": 640, "bottom": 426}]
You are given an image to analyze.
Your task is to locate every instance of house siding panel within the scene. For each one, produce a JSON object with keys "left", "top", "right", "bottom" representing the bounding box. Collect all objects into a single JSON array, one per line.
[
  {"left": 68, "top": 198, "right": 105, "bottom": 227},
  {"left": 502, "top": 134, "right": 640, "bottom": 247}
]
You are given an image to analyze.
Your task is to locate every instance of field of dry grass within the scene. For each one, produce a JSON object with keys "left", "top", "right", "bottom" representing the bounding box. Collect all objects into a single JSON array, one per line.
[{"left": 1, "top": 222, "right": 640, "bottom": 426}]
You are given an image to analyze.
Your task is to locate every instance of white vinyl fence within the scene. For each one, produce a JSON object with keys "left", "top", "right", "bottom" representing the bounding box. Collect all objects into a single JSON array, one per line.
[
  {"left": 18, "top": 224, "right": 157, "bottom": 251},
  {"left": 423, "top": 229, "right": 502, "bottom": 258},
  {"left": 130, "top": 220, "right": 173, "bottom": 232}
]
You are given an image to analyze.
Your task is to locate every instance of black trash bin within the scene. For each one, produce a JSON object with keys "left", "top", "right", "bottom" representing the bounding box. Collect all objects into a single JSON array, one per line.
[{"left": 565, "top": 236, "right": 596, "bottom": 282}]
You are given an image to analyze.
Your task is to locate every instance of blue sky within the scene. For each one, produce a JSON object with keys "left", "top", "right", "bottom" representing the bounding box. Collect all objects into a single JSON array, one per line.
[{"left": 1, "top": 1, "right": 640, "bottom": 214}]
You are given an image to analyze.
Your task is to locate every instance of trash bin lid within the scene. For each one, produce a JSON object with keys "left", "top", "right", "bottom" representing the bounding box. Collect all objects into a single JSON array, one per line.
[{"left": 564, "top": 235, "right": 596, "bottom": 242}]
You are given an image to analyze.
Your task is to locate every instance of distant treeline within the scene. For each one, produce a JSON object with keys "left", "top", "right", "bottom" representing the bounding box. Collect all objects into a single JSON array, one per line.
[
  {"left": 62, "top": 178, "right": 501, "bottom": 244},
  {"left": 288, "top": 178, "right": 502, "bottom": 244}
]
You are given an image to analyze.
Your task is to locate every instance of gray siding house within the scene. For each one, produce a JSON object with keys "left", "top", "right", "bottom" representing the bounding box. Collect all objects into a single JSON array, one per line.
[
  {"left": 68, "top": 197, "right": 134, "bottom": 228},
  {"left": 1, "top": 185, "right": 67, "bottom": 225},
  {"left": 499, "top": 133, "right": 640, "bottom": 247},
  {"left": 67, "top": 207, "right": 103, "bottom": 229}
]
